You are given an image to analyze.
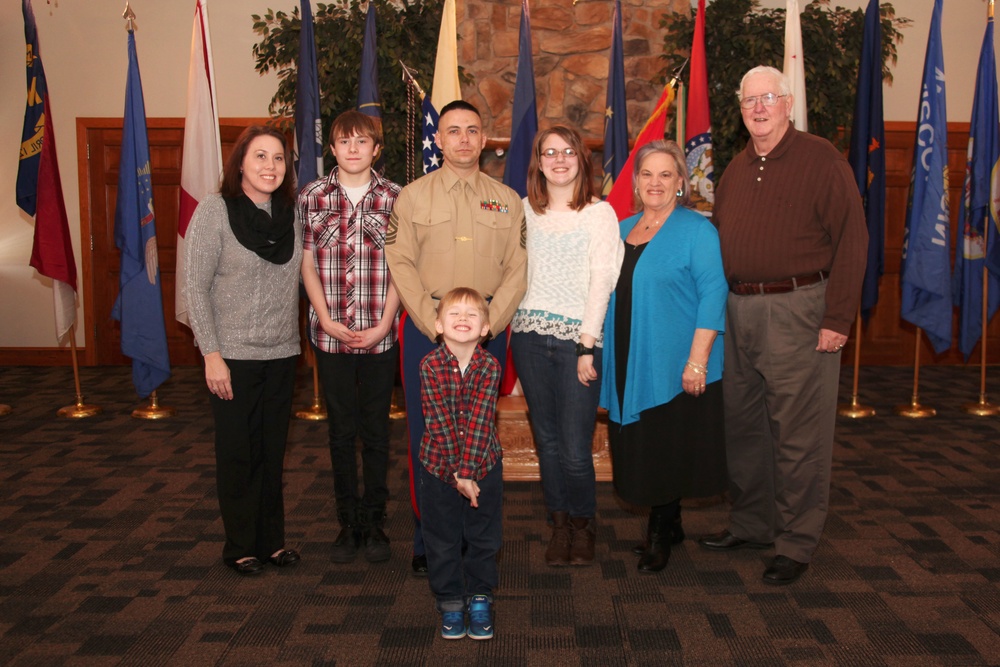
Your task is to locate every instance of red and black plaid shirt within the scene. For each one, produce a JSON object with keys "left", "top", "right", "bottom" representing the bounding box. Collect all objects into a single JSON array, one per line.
[
  {"left": 299, "top": 167, "right": 400, "bottom": 354},
  {"left": 419, "top": 344, "right": 502, "bottom": 484}
]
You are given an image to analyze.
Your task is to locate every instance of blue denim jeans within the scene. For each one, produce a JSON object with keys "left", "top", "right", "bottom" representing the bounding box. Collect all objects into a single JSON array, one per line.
[
  {"left": 419, "top": 462, "right": 503, "bottom": 612},
  {"left": 510, "top": 331, "right": 600, "bottom": 519}
]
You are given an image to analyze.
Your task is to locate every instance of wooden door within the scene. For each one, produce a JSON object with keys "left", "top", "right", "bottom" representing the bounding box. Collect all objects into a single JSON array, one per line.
[{"left": 79, "top": 118, "right": 267, "bottom": 366}]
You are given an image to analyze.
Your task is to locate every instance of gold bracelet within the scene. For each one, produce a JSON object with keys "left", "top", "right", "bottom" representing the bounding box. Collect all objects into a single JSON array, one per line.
[{"left": 685, "top": 360, "right": 707, "bottom": 375}]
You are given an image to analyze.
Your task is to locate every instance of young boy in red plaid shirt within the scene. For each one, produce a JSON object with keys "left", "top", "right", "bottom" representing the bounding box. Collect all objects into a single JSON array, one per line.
[
  {"left": 300, "top": 110, "right": 400, "bottom": 564},
  {"left": 418, "top": 287, "right": 503, "bottom": 640}
]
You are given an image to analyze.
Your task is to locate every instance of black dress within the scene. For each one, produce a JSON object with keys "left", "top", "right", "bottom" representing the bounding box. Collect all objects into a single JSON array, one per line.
[{"left": 610, "top": 242, "right": 727, "bottom": 507}]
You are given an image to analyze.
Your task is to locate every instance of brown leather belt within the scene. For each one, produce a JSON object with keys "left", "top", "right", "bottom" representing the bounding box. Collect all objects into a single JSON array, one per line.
[{"left": 730, "top": 271, "right": 827, "bottom": 296}]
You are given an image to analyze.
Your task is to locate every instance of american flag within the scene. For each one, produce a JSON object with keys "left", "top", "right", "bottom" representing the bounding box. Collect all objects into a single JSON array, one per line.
[{"left": 421, "top": 95, "right": 443, "bottom": 174}]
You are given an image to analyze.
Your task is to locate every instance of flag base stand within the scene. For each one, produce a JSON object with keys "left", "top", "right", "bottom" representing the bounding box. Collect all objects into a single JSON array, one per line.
[
  {"left": 390, "top": 388, "right": 406, "bottom": 421},
  {"left": 0, "top": 404, "right": 11, "bottom": 416},
  {"left": 894, "top": 396, "right": 935, "bottom": 418},
  {"left": 838, "top": 395, "right": 875, "bottom": 418},
  {"left": 58, "top": 395, "right": 102, "bottom": 419},
  {"left": 961, "top": 395, "right": 1000, "bottom": 416},
  {"left": 295, "top": 349, "right": 327, "bottom": 421},
  {"left": 295, "top": 398, "right": 327, "bottom": 421},
  {"left": 132, "top": 392, "right": 174, "bottom": 420}
]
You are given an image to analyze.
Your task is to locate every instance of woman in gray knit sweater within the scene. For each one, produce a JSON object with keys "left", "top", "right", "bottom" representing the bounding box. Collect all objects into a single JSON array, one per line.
[{"left": 182, "top": 125, "right": 302, "bottom": 576}]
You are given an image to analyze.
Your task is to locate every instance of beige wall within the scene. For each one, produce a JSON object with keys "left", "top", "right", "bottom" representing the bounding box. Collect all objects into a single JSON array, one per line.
[{"left": 0, "top": 0, "right": 995, "bottom": 350}]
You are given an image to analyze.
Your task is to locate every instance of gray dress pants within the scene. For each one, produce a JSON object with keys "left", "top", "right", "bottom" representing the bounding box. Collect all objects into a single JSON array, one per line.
[{"left": 723, "top": 283, "right": 841, "bottom": 563}]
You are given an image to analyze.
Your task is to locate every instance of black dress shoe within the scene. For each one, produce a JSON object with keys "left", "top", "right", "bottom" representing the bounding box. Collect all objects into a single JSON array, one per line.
[
  {"left": 411, "top": 554, "right": 428, "bottom": 577},
  {"left": 268, "top": 549, "right": 301, "bottom": 567},
  {"left": 230, "top": 557, "right": 265, "bottom": 576},
  {"left": 698, "top": 530, "right": 771, "bottom": 552},
  {"left": 762, "top": 555, "right": 808, "bottom": 585}
]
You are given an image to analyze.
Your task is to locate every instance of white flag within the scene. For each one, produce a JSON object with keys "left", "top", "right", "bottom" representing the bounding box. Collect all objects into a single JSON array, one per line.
[
  {"left": 783, "top": 0, "right": 808, "bottom": 131},
  {"left": 431, "top": 0, "right": 461, "bottom": 111},
  {"left": 176, "top": 0, "right": 222, "bottom": 328}
]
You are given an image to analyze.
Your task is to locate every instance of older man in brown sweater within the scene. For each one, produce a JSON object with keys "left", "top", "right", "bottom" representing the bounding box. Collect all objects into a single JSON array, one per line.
[{"left": 699, "top": 66, "right": 867, "bottom": 585}]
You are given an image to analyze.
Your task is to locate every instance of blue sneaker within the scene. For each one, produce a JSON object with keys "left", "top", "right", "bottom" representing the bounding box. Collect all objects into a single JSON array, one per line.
[
  {"left": 440, "top": 610, "right": 466, "bottom": 640},
  {"left": 467, "top": 595, "right": 493, "bottom": 640}
]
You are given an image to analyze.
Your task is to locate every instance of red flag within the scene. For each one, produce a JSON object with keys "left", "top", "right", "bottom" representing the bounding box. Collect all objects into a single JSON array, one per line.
[
  {"left": 30, "top": 97, "right": 78, "bottom": 340},
  {"left": 605, "top": 84, "right": 676, "bottom": 220},
  {"left": 20, "top": 0, "right": 77, "bottom": 340},
  {"left": 684, "top": 0, "right": 714, "bottom": 215},
  {"left": 176, "top": 0, "right": 221, "bottom": 327}
]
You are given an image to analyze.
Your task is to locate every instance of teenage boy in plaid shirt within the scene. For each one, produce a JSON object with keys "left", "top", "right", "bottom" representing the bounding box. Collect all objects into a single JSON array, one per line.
[
  {"left": 419, "top": 287, "right": 503, "bottom": 640},
  {"left": 300, "top": 110, "right": 400, "bottom": 564}
]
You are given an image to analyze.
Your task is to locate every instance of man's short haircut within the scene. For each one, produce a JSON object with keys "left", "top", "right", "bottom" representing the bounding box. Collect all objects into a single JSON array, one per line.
[
  {"left": 438, "top": 100, "right": 481, "bottom": 122},
  {"left": 736, "top": 65, "right": 790, "bottom": 101},
  {"left": 328, "top": 109, "right": 383, "bottom": 148},
  {"left": 436, "top": 287, "right": 490, "bottom": 325}
]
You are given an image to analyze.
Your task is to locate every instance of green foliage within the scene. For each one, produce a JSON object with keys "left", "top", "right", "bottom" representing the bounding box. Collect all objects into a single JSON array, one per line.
[
  {"left": 252, "top": 0, "right": 471, "bottom": 185},
  {"left": 661, "top": 0, "right": 907, "bottom": 180}
]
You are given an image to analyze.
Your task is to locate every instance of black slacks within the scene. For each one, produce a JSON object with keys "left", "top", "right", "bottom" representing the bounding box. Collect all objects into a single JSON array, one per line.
[{"left": 209, "top": 355, "right": 297, "bottom": 564}]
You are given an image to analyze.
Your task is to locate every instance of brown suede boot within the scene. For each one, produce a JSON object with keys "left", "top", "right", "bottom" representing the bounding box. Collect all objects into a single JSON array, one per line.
[
  {"left": 568, "top": 517, "right": 595, "bottom": 566},
  {"left": 545, "top": 511, "right": 571, "bottom": 566}
]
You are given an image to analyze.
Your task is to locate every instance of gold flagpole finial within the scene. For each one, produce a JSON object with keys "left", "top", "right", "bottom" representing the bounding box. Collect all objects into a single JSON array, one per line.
[
  {"left": 123, "top": 1, "right": 136, "bottom": 33},
  {"left": 668, "top": 58, "right": 690, "bottom": 89},
  {"left": 989, "top": 0, "right": 994, "bottom": 22},
  {"left": 399, "top": 60, "right": 427, "bottom": 99}
]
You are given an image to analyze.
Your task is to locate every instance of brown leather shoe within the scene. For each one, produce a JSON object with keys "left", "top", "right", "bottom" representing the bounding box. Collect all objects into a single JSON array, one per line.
[
  {"left": 568, "top": 517, "right": 595, "bottom": 566},
  {"left": 545, "top": 511, "right": 571, "bottom": 566}
]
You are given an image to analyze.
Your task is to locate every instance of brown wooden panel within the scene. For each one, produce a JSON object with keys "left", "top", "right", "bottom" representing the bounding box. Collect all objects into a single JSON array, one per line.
[
  {"left": 842, "top": 121, "right": 1000, "bottom": 366},
  {"left": 51, "top": 118, "right": 1000, "bottom": 368},
  {"left": 77, "top": 117, "right": 272, "bottom": 367}
]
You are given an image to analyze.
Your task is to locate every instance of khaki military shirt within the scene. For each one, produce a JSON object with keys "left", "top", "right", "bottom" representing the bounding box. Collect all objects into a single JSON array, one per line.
[{"left": 386, "top": 164, "right": 527, "bottom": 340}]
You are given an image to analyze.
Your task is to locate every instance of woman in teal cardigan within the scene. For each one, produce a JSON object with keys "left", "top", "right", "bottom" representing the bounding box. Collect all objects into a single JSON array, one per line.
[{"left": 599, "top": 140, "right": 728, "bottom": 573}]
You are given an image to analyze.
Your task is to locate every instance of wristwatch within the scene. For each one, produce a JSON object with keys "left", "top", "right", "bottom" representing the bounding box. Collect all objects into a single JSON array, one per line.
[{"left": 575, "top": 342, "right": 595, "bottom": 357}]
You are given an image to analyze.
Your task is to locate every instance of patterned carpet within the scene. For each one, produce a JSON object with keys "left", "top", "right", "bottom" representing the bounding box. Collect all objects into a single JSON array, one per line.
[{"left": 0, "top": 364, "right": 998, "bottom": 666}]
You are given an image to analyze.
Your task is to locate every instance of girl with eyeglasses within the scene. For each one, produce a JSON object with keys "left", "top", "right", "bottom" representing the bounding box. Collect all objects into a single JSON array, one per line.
[{"left": 510, "top": 126, "right": 624, "bottom": 567}]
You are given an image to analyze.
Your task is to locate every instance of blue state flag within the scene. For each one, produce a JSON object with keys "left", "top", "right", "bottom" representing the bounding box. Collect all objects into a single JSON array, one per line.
[
  {"left": 357, "top": 3, "right": 382, "bottom": 120},
  {"left": 900, "top": 0, "right": 951, "bottom": 354},
  {"left": 357, "top": 2, "right": 384, "bottom": 171},
  {"left": 421, "top": 95, "right": 443, "bottom": 174},
  {"left": 602, "top": 0, "right": 628, "bottom": 197},
  {"left": 848, "top": 0, "right": 886, "bottom": 320},
  {"left": 296, "top": 0, "right": 323, "bottom": 189},
  {"left": 17, "top": 0, "right": 45, "bottom": 216},
  {"left": 502, "top": 0, "right": 538, "bottom": 198},
  {"left": 112, "top": 32, "right": 171, "bottom": 398},
  {"left": 952, "top": 12, "right": 1000, "bottom": 359}
]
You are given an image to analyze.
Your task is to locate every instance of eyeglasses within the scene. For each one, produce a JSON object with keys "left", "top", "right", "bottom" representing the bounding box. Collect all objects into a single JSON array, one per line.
[
  {"left": 740, "top": 93, "right": 787, "bottom": 109},
  {"left": 540, "top": 147, "right": 577, "bottom": 159}
]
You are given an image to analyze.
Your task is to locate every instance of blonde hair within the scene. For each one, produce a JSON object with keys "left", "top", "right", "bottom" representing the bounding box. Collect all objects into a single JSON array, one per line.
[{"left": 437, "top": 287, "right": 490, "bottom": 326}]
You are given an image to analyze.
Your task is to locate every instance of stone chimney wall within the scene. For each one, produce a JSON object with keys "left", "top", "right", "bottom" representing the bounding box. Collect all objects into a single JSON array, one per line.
[{"left": 457, "top": 0, "right": 691, "bottom": 144}]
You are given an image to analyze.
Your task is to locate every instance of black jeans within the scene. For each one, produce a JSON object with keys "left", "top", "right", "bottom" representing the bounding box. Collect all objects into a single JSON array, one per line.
[
  {"left": 209, "top": 355, "right": 297, "bottom": 564},
  {"left": 314, "top": 343, "right": 398, "bottom": 523}
]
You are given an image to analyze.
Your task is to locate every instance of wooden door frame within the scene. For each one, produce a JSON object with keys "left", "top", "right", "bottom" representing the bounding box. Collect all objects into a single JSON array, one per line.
[{"left": 75, "top": 117, "right": 268, "bottom": 366}]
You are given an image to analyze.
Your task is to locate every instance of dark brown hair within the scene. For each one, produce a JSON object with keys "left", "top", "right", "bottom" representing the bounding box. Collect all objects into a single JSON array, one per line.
[
  {"left": 328, "top": 110, "right": 383, "bottom": 150},
  {"left": 526, "top": 125, "right": 596, "bottom": 215},
  {"left": 220, "top": 125, "right": 294, "bottom": 201}
]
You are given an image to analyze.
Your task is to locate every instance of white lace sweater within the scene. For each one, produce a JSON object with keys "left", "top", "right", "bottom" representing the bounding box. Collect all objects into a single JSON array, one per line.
[{"left": 511, "top": 199, "right": 624, "bottom": 346}]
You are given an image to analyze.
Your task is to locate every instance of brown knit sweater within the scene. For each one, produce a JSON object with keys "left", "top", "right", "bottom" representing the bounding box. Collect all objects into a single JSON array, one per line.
[{"left": 715, "top": 124, "right": 868, "bottom": 334}]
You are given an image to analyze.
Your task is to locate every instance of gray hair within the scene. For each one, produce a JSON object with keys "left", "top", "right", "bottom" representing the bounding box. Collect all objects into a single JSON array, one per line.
[
  {"left": 631, "top": 140, "right": 691, "bottom": 211},
  {"left": 736, "top": 66, "right": 790, "bottom": 101}
]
